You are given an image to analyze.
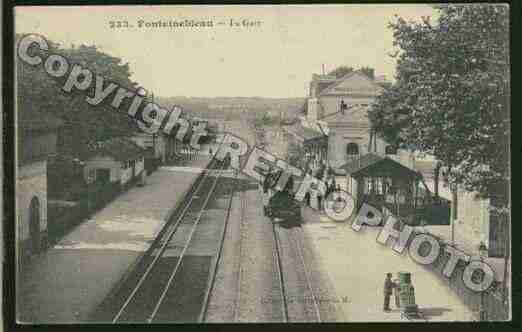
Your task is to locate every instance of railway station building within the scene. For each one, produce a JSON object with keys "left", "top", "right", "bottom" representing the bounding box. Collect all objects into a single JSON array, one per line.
[
  {"left": 284, "top": 70, "right": 400, "bottom": 181},
  {"left": 284, "top": 69, "right": 508, "bottom": 261},
  {"left": 82, "top": 137, "right": 146, "bottom": 190}
]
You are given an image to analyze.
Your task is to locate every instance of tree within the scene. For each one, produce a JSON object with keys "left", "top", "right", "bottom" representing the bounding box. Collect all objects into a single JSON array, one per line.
[
  {"left": 327, "top": 66, "right": 353, "bottom": 78},
  {"left": 16, "top": 34, "right": 140, "bottom": 158},
  {"left": 328, "top": 65, "right": 376, "bottom": 79},
  {"left": 360, "top": 66, "right": 375, "bottom": 79},
  {"left": 369, "top": 5, "right": 509, "bottom": 202}
]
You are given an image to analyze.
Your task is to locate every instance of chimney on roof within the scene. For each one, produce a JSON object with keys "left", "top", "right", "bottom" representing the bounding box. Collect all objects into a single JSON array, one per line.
[{"left": 307, "top": 98, "right": 318, "bottom": 122}]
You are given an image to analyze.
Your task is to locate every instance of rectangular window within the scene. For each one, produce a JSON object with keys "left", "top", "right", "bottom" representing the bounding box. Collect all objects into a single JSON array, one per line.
[
  {"left": 382, "top": 178, "right": 389, "bottom": 195},
  {"left": 365, "top": 178, "right": 372, "bottom": 194},
  {"left": 376, "top": 178, "right": 383, "bottom": 195}
]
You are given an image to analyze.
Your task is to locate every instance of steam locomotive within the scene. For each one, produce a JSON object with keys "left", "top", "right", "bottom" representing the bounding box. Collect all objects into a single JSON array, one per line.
[{"left": 263, "top": 172, "right": 302, "bottom": 228}]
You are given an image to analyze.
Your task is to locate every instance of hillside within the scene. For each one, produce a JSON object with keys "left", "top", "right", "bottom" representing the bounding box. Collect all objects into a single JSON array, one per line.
[{"left": 155, "top": 96, "right": 306, "bottom": 121}]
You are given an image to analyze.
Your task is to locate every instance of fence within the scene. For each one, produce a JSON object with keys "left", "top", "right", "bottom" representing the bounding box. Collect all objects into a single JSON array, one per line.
[
  {"left": 488, "top": 213, "right": 508, "bottom": 257},
  {"left": 417, "top": 230, "right": 509, "bottom": 321}
]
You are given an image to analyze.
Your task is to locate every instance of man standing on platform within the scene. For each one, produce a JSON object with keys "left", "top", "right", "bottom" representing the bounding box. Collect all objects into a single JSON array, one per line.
[
  {"left": 262, "top": 167, "right": 281, "bottom": 216},
  {"left": 383, "top": 273, "right": 397, "bottom": 312}
]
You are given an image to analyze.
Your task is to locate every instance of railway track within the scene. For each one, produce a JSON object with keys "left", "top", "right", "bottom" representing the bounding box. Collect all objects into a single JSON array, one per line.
[
  {"left": 272, "top": 223, "right": 322, "bottom": 322},
  {"left": 230, "top": 181, "right": 288, "bottom": 323},
  {"left": 272, "top": 220, "right": 289, "bottom": 322},
  {"left": 232, "top": 179, "right": 246, "bottom": 322},
  {"left": 230, "top": 164, "right": 320, "bottom": 321},
  {"left": 94, "top": 120, "right": 322, "bottom": 323},
  {"left": 92, "top": 159, "right": 236, "bottom": 323},
  {"left": 199, "top": 169, "right": 238, "bottom": 322},
  {"left": 288, "top": 226, "right": 322, "bottom": 322}
]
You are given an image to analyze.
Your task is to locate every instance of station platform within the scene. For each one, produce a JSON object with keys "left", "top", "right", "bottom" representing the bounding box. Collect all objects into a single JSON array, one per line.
[{"left": 18, "top": 156, "right": 213, "bottom": 324}]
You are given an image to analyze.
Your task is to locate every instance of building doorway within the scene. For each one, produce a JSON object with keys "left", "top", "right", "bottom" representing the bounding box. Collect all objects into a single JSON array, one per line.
[
  {"left": 29, "top": 196, "right": 40, "bottom": 255},
  {"left": 346, "top": 142, "right": 359, "bottom": 162},
  {"left": 95, "top": 168, "right": 111, "bottom": 184}
]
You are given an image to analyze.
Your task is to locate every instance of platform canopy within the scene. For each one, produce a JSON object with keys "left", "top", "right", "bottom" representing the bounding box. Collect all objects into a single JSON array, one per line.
[
  {"left": 282, "top": 121, "right": 326, "bottom": 144},
  {"left": 339, "top": 153, "right": 421, "bottom": 180}
]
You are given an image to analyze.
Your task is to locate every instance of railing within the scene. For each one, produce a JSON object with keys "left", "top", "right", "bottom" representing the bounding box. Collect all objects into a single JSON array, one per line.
[
  {"left": 488, "top": 213, "right": 508, "bottom": 257},
  {"left": 418, "top": 231, "right": 509, "bottom": 321}
]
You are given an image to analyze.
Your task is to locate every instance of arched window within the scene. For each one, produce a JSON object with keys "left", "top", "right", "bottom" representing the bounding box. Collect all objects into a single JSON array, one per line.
[
  {"left": 346, "top": 143, "right": 359, "bottom": 156},
  {"left": 385, "top": 145, "right": 398, "bottom": 155}
]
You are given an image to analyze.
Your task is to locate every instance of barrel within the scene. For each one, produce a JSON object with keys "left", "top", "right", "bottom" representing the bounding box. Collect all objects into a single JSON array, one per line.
[{"left": 398, "top": 272, "right": 411, "bottom": 284}]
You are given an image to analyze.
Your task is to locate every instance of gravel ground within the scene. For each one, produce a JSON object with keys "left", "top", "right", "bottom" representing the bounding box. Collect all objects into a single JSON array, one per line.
[
  {"left": 152, "top": 255, "right": 213, "bottom": 323},
  {"left": 206, "top": 175, "right": 345, "bottom": 323},
  {"left": 204, "top": 177, "right": 245, "bottom": 322},
  {"left": 204, "top": 122, "right": 347, "bottom": 323},
  {"left": 205, "top": 177, "right": 286, "bottom": 322},
  {"left": 275, "top": 226, "right": 316, "bottom": 322},
  {"left": 275, "top": 225, "right": 346, "bottom": 322},
  {"left": 235, "top": 184, "right": 286, "bottom": 322}
]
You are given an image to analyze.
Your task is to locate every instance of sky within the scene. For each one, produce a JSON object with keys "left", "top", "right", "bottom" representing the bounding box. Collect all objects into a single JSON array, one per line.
[{"left": 15, "top": 5, "right": 437, "bottom": 98}]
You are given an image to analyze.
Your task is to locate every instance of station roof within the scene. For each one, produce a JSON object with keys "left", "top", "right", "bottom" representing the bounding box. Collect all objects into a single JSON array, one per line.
[
  {"left": 83, "top": 137, "right": 146, "bottom": 162},
  {"left": 282, "top": 121, "right": 326, "bottom": 144},
  {"left": 340, "top": 153, "right": 421, "bottom": 179},
  {"left": 317, "top": 70, "right": 384, "bottom": 97}
]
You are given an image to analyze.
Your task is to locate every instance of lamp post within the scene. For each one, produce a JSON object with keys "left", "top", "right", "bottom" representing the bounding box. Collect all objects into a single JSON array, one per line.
[{"left": 450, "top": 182, "right": 458, "bottom": 245}]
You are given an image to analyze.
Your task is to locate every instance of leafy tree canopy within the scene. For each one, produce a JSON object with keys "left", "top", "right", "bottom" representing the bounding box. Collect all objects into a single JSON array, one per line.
[
  {"left": 328, "top": 66, "right": 353, "bottom": 78},
  {"left": 327, "top": 66, "right": 375, "bottom": 79},
  {"left": 368, "top": 4, "right": 509, "bottom": 200},
  {"left": 16, "top": 34, "right": 140, "bottom": 158}
]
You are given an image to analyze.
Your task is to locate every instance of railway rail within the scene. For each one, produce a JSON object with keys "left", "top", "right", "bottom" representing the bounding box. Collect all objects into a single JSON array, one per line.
[
  {"left": 232, "top": 179, "right": 246, "bottom": 322},
  {"left": 92, "top": 119, "right": 324, "bottom": 323},
  {"left": 288, "top": 227, "right": 322, "bottom": 322},
  {"left": 272, "top": 220, "right": 289, "bottom": 322},
  {"left": 199, "top": 169, "right": 238, "bottom": 322},
  {"left": 231, "top": 180, "right": 288, "bottom": 323},
  {"left": 271, "top": 222, "right": 322, "bottom": 322},
  {"left": 103, "top": 159, "right": 234, "bottom": 323}
]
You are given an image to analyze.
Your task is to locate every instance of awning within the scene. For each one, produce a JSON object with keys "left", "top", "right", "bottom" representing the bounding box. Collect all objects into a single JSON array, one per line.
[
  {"left": 340, "top": 153, "right": 421, "bottom": 179},
  {"left": 282, "top": 122, "right": 326, "bottom": 144}
]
